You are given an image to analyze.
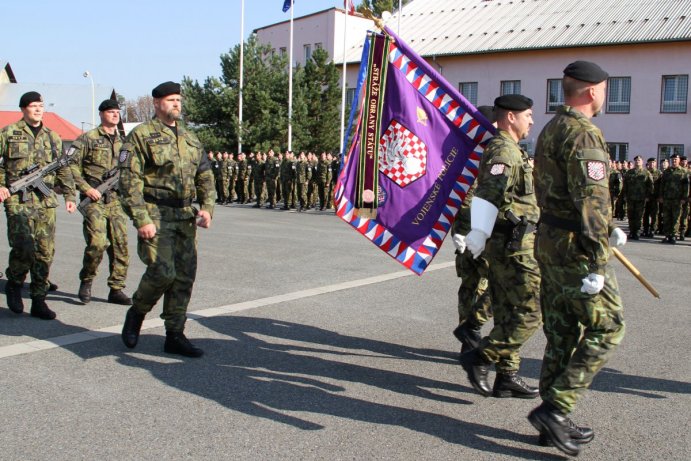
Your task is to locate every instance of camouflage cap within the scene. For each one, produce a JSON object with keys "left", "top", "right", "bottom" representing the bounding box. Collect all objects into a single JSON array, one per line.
[
  {"left": 19, "top": 91, "right": 43, "bottom": 108},
  {"left": 563, "top": 61, "right": 609, "bottom": 83},
  {"left": 98, "top": 99, "right": 120, "bottom": 111},
  {"left": 152, "top": 81, "right": 181, "bottom": 98},
  {"left": 494, "top": 94, "right": 533, "bottom": 111}
]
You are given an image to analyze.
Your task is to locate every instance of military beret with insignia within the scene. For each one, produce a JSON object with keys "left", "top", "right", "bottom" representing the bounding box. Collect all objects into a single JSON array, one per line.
[
  {"left": 19, "top": 91, "right": 43, "bottom": 108},
  {"left": 494, "top": 94, "right": 533, "bottom": 111},
  {"left": 670, "top": 154, "right": 679, "bottom": 159},
  {"left": 152, "top": 81, "right": 181, "bottom": 98},
  {"left": 563, "top": 60, "right": 609, "bottom": 84},
  {"left": 98, "top": 99, "right": 120, "bottom": 111},
  {"left": 476, "top": 105, "right": 495, "bottom": 123},
  {"left": 647, "top": 157, "right": 656, "bottom": 163}
]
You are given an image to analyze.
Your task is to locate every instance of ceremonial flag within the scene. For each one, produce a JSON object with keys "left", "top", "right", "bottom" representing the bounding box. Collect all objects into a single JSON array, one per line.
[
  {"left": 334, "top": 27, "right": 495, "bottom": 275},
  {"left": 345, "top": 0, "right": 355, "bottom": 15},
  {"left": 282, "top": 0, "right": 292, "bottom": 12}
]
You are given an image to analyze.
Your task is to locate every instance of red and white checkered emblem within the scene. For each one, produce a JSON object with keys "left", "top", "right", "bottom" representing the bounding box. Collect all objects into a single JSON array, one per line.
[
  {"left": 586, "top": 161, "right": 606, "bottom": 181},
  {"left": 379, "top": 120, "right": 427, "bottom": 188}
]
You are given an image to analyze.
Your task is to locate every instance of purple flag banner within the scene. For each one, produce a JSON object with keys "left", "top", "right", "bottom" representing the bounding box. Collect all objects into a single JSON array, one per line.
[{"left": 334, "top": 27, "right": 496, "bottom": 275}]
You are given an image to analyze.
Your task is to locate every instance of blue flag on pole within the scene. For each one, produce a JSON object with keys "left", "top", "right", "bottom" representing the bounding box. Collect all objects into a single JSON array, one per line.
[{"left": 282, "top": 0, "right": 292, "bottom": 12}]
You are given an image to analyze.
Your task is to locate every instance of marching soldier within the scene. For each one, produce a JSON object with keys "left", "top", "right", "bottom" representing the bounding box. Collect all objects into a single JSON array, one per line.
[
  {"left": 236, "top": 152, "right": 249, "bottom": 204},
  {"left": 264, "top": 150, "right": 280, "bottom": 209},
  {"left": 295, "top": 151, "right": 309, "bottom": 211},
  {"left": 659, "top": 153, "right": 690, "bottom": 243},
  {"left": 0, "top": 91, "right": 77, "bottom": 320},
  {"left": 70, "top": 99, "right": 132, "bottom": 305},
  {"left": 621, "top": 155, "right": 653, "bottom": 239},
  {"left": 642, "top": 157, "right": 661, "bottom": 237},
  {"left": 281, "top": 151, "right": 296, "bottom": 210},
  {"left": 253, "top": 151, "right": 267, "bottom": 208},
  {"left": 118, "top": 81, "right": 215, "bottom": 357}
]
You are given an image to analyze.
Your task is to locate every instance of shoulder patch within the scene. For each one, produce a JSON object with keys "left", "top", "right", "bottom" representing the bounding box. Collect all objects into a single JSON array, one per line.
[
  {"left": 586, "top": 161, "right": 606, "bottom": 181},
  {"left": 489, "top": 163, "right": 507, "bottom": 176},
  {"left": 119, "top": 150, "right": 130, "bottom": 164}
]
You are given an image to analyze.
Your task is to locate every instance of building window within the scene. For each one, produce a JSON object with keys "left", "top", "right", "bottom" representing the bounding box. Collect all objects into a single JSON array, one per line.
[
  {"left": 658, "top": 144, "right": 684, "bottom": 161},
  {"left": 346, "top": 88, "right": 356, "bottom": 106},
  {"left": 500, "top": 80, "right": 521, "bottom": 96},
  {"left": 279, "top": 47, "right": 287, "bottom": 57},
  {"left": 661, "top": 75, "right": 688, "bottom": 113},
  {"left": 315, "top": 42, "right": 323, "bottom": 50},
  {"left": 459, "top": 82, "right": 478, "bottom": 106},
  {"left": 607, "top": 143, "right": 628, "bottom": 162},
  {"left": 607, "top": 77, "right": 631, "bottom": 113},
  {"left": 304, "top": 44, "right": 312, "bottom": 62},
  {"left": 546, "top": 79, "right": 564, "bottom": 113}
]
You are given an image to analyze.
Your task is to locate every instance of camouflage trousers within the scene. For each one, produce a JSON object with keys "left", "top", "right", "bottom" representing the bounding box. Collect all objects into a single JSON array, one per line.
[
  {"left": 642, "top": 198, "right": 658, "bottom": 233},
  {"left": 537, "top": 262, "right": 625, "bottom": 414},
  {"left": 282, "top": 179, "right": 295, "bottom": 208},
  {"left": 266, "top": 178, "right": 279, "bottom": 207},
  {"left": 308, "top": 181, "right": 318, "bottom": 207},
  {"left": 455, "top": 249, "right": 492, "bottom": 327},
  {"left": 131, "top": 217, "right": 197, "bottom": 332},
  {"left": 680, "top": 201, "right": 689, "bottom": 235},
  {"left": 662, "top": 199, "right": 683, "bottom": 237},
  {"left": 256, "top": 180, "right": 267, "bottom": 207},
  {"left": 79, "top": 200, "right": 129, "bottom": 290},
  {"left": 228, "top": 177, "right": 237, "bottom": 202},
  {"left": 317, "top": 181, "right": 329, "bottom": 209},
  {"left": 296, "top": 182, "right": 308, "bottom": 208},
  {"left": 615, "top": 195, "right": 626, "bottom": 219},
  {"left": 327, "top": 182, "right": 336, "bottom": 208},
  {"left": 236, "top": 178, "right": 248, "bottom": 203},
  {"left": 625, "top": 198, "right": 645, "bottom": 234},
  {"left": 478, "top": 250, "right": 541, "bottom": 373},
  {"left": 5, "top": 204, "right": 56, "bottom": 298},
  {"left": 220, "top": 177, "right": 230, "bottom": 202}
]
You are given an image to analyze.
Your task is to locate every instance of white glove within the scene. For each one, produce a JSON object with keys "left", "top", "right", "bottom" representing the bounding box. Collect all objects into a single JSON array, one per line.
[
  {"left": 452, "top": 234, "right": 466, "bottom": 253},
  {"left": 466, "top": 229, "right": 489, "bottom": 259},
  {"left": 609, "top": 227, "right": 627, "bottom": 248},
  {"left": 581, "top": 273, "right": 605, "bottom": 295}
]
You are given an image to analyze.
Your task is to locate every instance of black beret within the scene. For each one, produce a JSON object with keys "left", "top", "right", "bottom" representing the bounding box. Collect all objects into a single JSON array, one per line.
[
  {"left": 494, "top": 94, "right": 533, "bottom": 111},
  {"left": 670, "top": 154, "right": 679, "bottom": 159},
  {"left": 476, "top": 105, "right": 495, "bottom": 123},
  {"left": 563, "top": 60, "right": 609, "bottom": 84},
  {"left": 19, "top": 91, "right": 43, "bottom": 108},
  {"left": 647, "top": 157, "right": 656, "bottom": 163},
  {"left": 152, "top": 81, "right": 181, "bottom": 98},
  {"left": 98, "top": 99, "right": 120, "bottom": 111},
  {"left": 681, "top": 156, "right": 688, "bottom": 160}
]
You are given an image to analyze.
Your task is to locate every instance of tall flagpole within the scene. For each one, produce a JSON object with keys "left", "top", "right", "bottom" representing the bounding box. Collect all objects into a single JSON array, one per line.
[
  {"left": 398, "top": 0, "right": 402, "bottom": 35},
  {"left": 339, "top": 6, "right": 348, "bottom": 155},
  {"left": 238, "top": 0, "right": 245, "bottom": 154},
  {"left": 287, "top": 0, "right": 294, "bottom": 151}
]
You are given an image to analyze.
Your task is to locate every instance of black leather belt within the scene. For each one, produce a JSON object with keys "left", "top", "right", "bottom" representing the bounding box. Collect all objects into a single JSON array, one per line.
[
  {"left": 539, "top": 213, "right": 581, "bottom": 232},
  {"left": 144, "top": 195, "right": 193, "bottom": 208}
]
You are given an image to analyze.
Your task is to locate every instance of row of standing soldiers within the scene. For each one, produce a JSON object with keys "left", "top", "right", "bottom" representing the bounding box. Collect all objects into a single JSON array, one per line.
[
  {"left": 608, "top": 155, "right": 690, "bottom": 242},
  {"left": 209, "top": 150, "right": 341, "bottom": 211}
]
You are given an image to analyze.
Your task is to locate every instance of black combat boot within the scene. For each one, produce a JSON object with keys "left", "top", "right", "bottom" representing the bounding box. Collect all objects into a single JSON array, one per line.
[
  {"left": 492, "top": 372, "right": 539, "bottom": 399},
  {"left": 121, "top": 307, "right": 145, "bottom": 348},
  {"left": 5, "top": 281, "right": 24, "bottom": 314},
  {"left": 164, "top": 332, "right": 204, "bottom": 358},
  {"left": 453, "top": 322, "right": 482, "bottom": 354},
  {"left": 30, "top": 297, "right": 56, "bottom": 320},
  {"left": 108, "top": 289, "right": 132, "bottom": 305},
  {"left": 78, "top": 280, "right": 92, "bottom": 304},
  {"left": 539, "top": 420, "right": 594, "bottom": 446},
  {"left": 528, "top": 402, "right": 581, "bottom": 457},
  {"left": 458, "top": 348, "right": 492, "bottom": 397}
]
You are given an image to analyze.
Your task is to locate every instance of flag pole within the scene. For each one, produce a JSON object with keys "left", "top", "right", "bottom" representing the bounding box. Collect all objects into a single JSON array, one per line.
[
  {"left": 339, "top": 6, "right": 348, "bottom": 155},
  {"left": 287, "top": 0, "right": 294, "bottom": 151},
  {"left": 398, "top": 0, "right": 402, "bottom": 35},
  {"left": 238, "top": 0, "right": 245, "bottom": 154}
]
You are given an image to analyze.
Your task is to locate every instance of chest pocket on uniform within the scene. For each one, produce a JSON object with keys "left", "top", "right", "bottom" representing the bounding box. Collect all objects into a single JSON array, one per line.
[
  {"left": 184, "top": 138, "right": 201, "bottom": 168},
  {"left": 520, "top": 162, "right": 534, "bottom": 196},
  {"left": 148, "top": 138, "right": 174, "bottom": 166}
]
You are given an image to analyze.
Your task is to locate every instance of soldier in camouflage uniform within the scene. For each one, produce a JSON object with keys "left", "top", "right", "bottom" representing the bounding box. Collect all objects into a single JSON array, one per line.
[
  {"left": 281, "top": 151, "right": 297, "bottom": 210},
  {"left": 608, "top": 159, "right": 622, "bottom": 215},
  {"left": 642, "top": 157, "right": 661, "bottom": 237},
  {"left": 236, "top": 152, "right": 249, "bottom": 204},
  {"left": 227, "top": 152, "right": 238, "bottom": 203},
  {"left": 307, "top": 152, "right": 319, "bottom": 208},
  {"left": 621, "top": 155, "right": 653, "bottom": 239},
  {"left": 658, "top": 154, "right": 690, "bottom": 243},
  {"left": 264, "top": 150, "right": 281, "bottom": 209},
  {"left": 295, "top": 151, "right": 309, "bottom": 211},
  {"left": 70, "top": 99, "right": 132, "bottom": 305},
  {"left": 247, "top": 152, "right": 256, "bottom": 202},
  {"left": 679, "top": 156, "right": 689, "bottom": 238},
  {"left": 0, "top": 91, "right": 77, "bottom": 320},
  {"left": 528, "top": 62, "right": 627, "bottom": 457},
  {"left": 461, "top": 94, "right": 541, "bottom": 401},
  {"left": 218, "top": 152, "right": 230, "bottom": 204},
  {"left": 213, "top": 152, "right": 223, "bottom": 202},
  {"left": 316, "top": 152, "right": 332, "bottom": 210},
  {"left": 118, "top": 82, "right": 215, "bottom": 358},
  {"left": 252, "top": 151, "right": 266, "bottom": 208}
]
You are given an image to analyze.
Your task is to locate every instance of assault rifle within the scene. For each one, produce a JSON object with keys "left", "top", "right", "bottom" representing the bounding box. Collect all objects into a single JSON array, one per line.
[
  {"left": 9, "top": 146, "right": 77, "bottom": 202},
  {"left": 77, "top": 166, "right": 120, "bottom": 216}
]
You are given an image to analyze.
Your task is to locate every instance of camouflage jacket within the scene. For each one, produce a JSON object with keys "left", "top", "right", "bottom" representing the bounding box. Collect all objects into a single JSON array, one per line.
[
  {"left": 118, "top": 118, "right": 215, "bottom": 228},
  {"left": 622, "top": 166, "right": 653, "bottom": 200},
  {"left": 659, "top": 166, "right": 690, "bottom": 200},
  {"left": 253, "top": 158, "right": 266, "bottom": 182},
  {"left": 534, "top": 105, "right": 613, "bottom": 275},
  {"left": 475, "top": 129, "right": 539, "bottom": 255},
  {"left": 70, "top": 126, "right": 123, "bottom": 197},
  {"left": 280, "top": 159, "right": 296, "bottom": 182},
  {"left": 295, "top": 160, "right": 309, "bottom": 183},
  {"left": 648, "top": 168, "right": 661, "bottom": 199},
  {"left": 608, "top": 170, "right": 622, "bottom": 195},
  {"left": 265, "top": 158, "right": 280, "bottom": 180},
  {"left": 227, "top": 159, "right": 237, "bottom": 179},
  {"left": 0, "top": 119, "right": 75, "bottom": 208},
  {"left": 237, "top": 159, "right": 248, "bottom": 180},
  {"left": 316, "top": 159, "right": 332, "bottom": 183}
]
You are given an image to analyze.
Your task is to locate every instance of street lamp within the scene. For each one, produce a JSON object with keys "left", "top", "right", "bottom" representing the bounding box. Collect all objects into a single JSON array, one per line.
[{"left": 83, "top": 70, "right": 95, "bottom": 128}]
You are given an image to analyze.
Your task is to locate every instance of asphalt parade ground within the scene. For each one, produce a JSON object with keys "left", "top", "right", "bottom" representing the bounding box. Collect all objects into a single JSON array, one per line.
[{"left": 0, "top": 203, "right": 689, "bottom": 460}]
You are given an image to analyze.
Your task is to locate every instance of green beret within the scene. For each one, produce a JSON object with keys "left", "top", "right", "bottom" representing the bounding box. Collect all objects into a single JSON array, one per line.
[
  {"left": 494, "top": 94, "right": 533, "bottom": 111},
  {"left": 19, "top": 91, "right": 43, "bottom": 108},
  {"left": 563, "top": 61, "right": 609, "bottom": 84},
  {"left": 152, "top": 81, "right": 181, "bottom": 98},
  {"left": 98, "top": 99, "right": 120, "bottom": 111},
  {"left": 476, "top": 105, "right": 495, "bottom": 123}
]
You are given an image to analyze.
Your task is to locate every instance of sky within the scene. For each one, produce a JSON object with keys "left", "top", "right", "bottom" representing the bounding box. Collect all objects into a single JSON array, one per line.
[{"left": 2, "top": 0, "right": 346, "bottom": 100}]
